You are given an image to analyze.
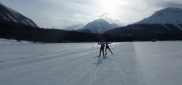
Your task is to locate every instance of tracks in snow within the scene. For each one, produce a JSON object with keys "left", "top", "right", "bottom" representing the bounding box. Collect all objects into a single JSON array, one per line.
[
  {"left": 0, "top": 48, "right": 95, "bottom": 78},
  {"left": 0, "top": 43, "right": 142, "bottom": 85}
]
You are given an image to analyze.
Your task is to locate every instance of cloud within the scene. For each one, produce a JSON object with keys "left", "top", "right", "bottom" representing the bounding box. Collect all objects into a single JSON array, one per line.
[
  {"left": 69, "top": 12, "right": 125, "bottom": 27},
  {"left": 1, "top": 0, "right": 182, "bottom": 29},
  {"left": 156, "top": 2, "right": 182, "bottom": 8},
  {"left": 94, "top": 12, "right": 111, "bottom": 18}
]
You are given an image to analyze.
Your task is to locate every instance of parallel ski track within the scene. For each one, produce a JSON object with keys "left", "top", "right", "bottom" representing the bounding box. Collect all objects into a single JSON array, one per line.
[
  {"left": 0, "top": 48, "right": 96, "bottom": 78},
  {"left": 0, "top": 42, "right": 142, "bottom": 85}
]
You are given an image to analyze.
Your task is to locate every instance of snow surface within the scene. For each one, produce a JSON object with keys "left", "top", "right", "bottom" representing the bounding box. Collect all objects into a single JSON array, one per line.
[
  {"left": 134, "top": 41, "right": 182, "bottom": 85},
  {"left": 0, "top": 41, "right": 182, "bottom": 85},
  {"left": 7, "top": 14, "right": 17, "bottom": 22},
  {"left": 0, "top": 38, "right": 33, "bottom": 45}
]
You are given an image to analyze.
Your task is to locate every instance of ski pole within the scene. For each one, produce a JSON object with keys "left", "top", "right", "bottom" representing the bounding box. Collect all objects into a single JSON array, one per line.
[{"left": 96, "top": 42, "right": 98, "bottom": 57}]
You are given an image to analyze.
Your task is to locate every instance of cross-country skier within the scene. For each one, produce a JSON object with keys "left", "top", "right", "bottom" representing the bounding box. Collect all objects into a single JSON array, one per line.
[
  {"left": 105, "top": 41, "right": 113, "bottom": 55},
  {"left": 98, "top": 40, "right": 105, "bottom": 57}
]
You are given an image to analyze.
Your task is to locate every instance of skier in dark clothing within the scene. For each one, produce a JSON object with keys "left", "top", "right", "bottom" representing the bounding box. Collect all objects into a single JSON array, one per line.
[
  {"left": 105, "top": 42, "right": 113, "bottom": 55},
  {"left": 98, "top": 40, "right": 105, "bottom": 57}
]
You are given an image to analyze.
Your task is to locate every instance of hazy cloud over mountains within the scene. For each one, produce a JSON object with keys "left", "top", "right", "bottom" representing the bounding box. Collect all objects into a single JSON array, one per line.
[{"left": 1, "top": 0, "right": 182, "bottom": 28}]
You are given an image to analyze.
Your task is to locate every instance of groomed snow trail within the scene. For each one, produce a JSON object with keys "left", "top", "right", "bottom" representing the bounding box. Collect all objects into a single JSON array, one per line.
[
  {"left": 0, "top": 42, "right": 141, "bottom": 85},
  {"left": 135, "top": 41, "right": 182, "bottom": 85}
]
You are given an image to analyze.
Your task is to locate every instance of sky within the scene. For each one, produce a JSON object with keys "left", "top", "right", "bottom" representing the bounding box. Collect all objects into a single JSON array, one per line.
[{"left": 1, "top": 0, "right": 182, "bottom": 29}]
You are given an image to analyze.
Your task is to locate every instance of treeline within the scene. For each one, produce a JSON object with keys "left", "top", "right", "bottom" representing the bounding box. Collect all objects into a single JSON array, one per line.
[
  {"left": 0, "top": 20, "right": 127, "bottom": 43},
  {"left": 1, "top": 20, "right": 182, "bottom": 43}
]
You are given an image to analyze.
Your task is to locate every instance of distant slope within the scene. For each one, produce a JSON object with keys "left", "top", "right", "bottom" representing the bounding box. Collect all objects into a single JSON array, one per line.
[
  {"left": 137, "top": 7, "right": 182, "bottom": 30},
  {"left": 137, "top": 7, "right": 182, "bottom": 24},
  {"left": 104, "top": 7, "right": 182, "bottom": 40},
  {"left": 78, "top": 19, "right": 119, "bottom": 34},
  {"left": 105, "top": 24, "right": 182, "bottom": 36},
  {"left": 0, "top": 3, "right": 37, "bottom": 27}
]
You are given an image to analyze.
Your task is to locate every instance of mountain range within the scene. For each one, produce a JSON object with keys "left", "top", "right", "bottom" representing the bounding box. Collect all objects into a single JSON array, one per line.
[
  {"left": 1, "top": 2, "right": 182, "bottom": 41},
  {"left": 0, "top": 3, "right": 37, "bottom": 27},
  {"left": 104, "top": 7, "right": 182, "bottom": 39},
  {"left": 65, "top": 19, "right": 118, "bottom": 34},
  {"left": 137, "top": 7, "right": 182, "bottom": 25}
]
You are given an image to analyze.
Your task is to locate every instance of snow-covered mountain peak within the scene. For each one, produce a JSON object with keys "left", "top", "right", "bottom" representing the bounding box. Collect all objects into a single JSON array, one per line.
[
  {"left": 137, "top": 7, "right": 182, "bottom": 24},
  {"left": 80, "top": 18, "right": 119, "bottom": 34},
  {"left": 92, "top": 18, "right": 109, "bottom": 24},
  {"left": 0, "top": 3, "right": 38, "bottom": 27}
]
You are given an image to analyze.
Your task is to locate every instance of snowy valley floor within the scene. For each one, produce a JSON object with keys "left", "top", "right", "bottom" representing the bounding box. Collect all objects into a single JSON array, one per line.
[{"left": 0, "top": 41, "right": 182, "bottom": 85}]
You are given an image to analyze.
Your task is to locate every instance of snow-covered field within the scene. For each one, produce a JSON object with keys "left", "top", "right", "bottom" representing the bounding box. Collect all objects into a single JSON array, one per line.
[
  {"left": 0, "top": 39, "right": 182, "bottom": 85},
  {"left": 135, "top": 41, "right": 182, "bottom": 85}
]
